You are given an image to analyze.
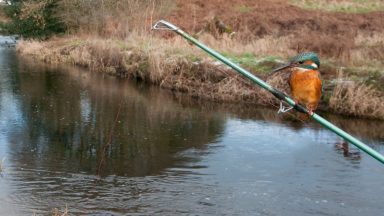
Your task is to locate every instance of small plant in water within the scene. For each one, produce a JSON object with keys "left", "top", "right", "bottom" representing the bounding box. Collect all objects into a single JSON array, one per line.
[
  {"left": 51, "top": 204, "right": 69, "bottom": 216},
  {"left": 0, "top": 157, "right": 5, "bottom": 174}
]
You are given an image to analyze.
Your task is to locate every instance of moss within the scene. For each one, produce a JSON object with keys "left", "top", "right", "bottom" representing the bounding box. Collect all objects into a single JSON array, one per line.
[
  {"left": 186, "top": 54, "right": 202, "bottom": 62},
  {"left": 221, "top": 52, "right": 282, "bottom": 73}
]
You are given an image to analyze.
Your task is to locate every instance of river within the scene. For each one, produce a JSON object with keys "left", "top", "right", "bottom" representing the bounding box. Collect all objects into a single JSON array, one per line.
[{"left": 0, "top": 44, "right": 383, "bottom": 215}]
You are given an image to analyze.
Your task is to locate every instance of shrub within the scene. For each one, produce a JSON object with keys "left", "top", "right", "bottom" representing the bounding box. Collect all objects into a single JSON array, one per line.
[{"left": 2, "top": 0, "right": 66, "bottom": 39}]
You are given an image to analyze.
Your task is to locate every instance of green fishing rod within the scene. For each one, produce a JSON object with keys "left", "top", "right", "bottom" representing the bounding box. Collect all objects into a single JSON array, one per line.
[{"left": 152, "top": 20, "right": 384, "bottom": 165}]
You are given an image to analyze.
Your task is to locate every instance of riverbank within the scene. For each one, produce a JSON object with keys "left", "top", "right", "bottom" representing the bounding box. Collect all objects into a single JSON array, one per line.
[
  {"left": 16, "top": 34, "right": 384, "bottom": 120},
  {"left": 16, "top": 35, "right": 279, "bottom": 105}
]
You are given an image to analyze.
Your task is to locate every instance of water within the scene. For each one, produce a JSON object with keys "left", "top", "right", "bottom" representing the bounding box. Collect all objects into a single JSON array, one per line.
[{"left": 0, "top": 46, "right": 383, "bottom": 215}]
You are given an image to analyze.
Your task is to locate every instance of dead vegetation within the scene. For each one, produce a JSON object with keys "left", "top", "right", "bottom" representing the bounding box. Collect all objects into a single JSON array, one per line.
[
  {"left": 329, "top": 72, "right": 384, "bottom": 119},
  {"left": 57, "top": 0, "right": 175, "bottom": 37}
]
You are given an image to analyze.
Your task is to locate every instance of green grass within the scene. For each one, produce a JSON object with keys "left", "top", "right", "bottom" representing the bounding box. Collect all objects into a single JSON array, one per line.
[
  {"left": 289, "top": 0, "right": 384, "bottom": 13},
  {"left": 235, "top": 5, "right": 253, "bottom": 13},
  {"left": 222, "top": 52, "right": 282, "bottom": 73},
  {"left": 186, "top": 54, "right": 202, "bottom": 62},
  {"left": 113, "top": 39, "right": 128, "bottom": 49},
  {"left": 67, "top": 38, "right": 85, "bottom": 46},
  {"left": 344, "top": 66, "right": 384, "bottom": 89}
]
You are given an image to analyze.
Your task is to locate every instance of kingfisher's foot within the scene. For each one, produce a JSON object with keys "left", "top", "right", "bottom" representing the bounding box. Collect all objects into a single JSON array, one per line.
[
  {"left": 278, "top": 101, "right": 294, "bottom": 114},
  {"left": 307, "top": 105, "right": 316, "bottom": 116},
  {"left": 308, "top": 109, "right": 314, "bottom": 116}
]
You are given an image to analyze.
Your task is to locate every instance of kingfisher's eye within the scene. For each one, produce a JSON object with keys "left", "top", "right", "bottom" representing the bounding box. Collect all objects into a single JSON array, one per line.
[{"left": 299, "top": 61, "right": 304, "bottom": 64}]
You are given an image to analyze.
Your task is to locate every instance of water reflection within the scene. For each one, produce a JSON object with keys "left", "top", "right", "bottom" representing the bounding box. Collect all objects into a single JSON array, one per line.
[
  {"left": 172, "top": 92, "right": 384, "bottom": 140},
  {"left": 334, "top": 141, "right": 361, "bottom": 161},
  {"left": 172, "top": 92, "right": 384, "bottom": 165},
  {"left": 9, "top": 57, "right": 226, "bottom": 177}
]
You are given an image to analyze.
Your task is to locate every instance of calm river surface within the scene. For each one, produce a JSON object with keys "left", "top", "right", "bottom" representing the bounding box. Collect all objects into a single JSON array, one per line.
[{"left": 0, "top": 46, "right": 383, "bottom": 215}]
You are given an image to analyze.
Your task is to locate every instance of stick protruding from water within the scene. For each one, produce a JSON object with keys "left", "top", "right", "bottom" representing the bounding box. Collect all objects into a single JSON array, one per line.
[{"left": 0, "top": 157, "right": 5, "bottom": 175}]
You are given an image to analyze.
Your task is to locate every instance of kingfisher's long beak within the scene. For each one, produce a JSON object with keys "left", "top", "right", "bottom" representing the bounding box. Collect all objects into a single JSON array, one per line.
[{"left": 272, "top": 63, "right": 292, "bottom": 73}]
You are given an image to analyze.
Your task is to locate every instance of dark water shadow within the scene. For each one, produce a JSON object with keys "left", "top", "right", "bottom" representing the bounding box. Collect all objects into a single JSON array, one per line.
[{"left": 171, "top": 92, "right": 384, "bottom": 140}]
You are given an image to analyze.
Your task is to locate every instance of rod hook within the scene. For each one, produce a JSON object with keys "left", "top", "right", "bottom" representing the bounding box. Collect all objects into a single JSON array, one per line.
[{"left": 152, "top": 20, "right": 179, "bottom": 31}]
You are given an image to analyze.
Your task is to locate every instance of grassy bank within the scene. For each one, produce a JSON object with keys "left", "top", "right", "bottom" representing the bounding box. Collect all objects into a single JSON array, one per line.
[{"left": 17, "top": 33, "right": 384, "bottom": 120}]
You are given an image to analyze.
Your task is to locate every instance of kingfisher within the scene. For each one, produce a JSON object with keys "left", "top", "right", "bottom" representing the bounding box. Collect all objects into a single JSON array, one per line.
[{"left": 273, "top": 52, "right": 322, "bottom": 120}]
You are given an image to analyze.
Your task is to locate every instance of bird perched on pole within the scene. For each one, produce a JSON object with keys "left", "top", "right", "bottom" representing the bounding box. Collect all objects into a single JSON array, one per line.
[{"left": 273, "top": 52, "right": 322, "bottom": 120}]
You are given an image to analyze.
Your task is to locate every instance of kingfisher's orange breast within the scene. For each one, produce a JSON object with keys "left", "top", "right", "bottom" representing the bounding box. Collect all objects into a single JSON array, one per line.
[{"left": 289, "top": 68, "right": 322, "bottom": 110}]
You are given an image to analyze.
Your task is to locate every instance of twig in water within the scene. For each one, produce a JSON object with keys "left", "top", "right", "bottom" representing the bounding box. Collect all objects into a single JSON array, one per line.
[{"left": 97, "top": 97, "right": 124, "bottom": 176}]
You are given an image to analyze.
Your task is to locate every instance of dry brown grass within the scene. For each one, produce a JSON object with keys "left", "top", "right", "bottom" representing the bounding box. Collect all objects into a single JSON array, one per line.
[
  {"left": 197, "top": 30, "right": 384, "bottom": 68},
  {"left": 198, "top": 33, "right": 295, "bottom": 58},
  {"left": 351, "top": 33, "right": 384, "bottom": 67},
  {"left": 57, "top": 0, "right": 175, "bottom": 37},
  {"left": 329, "top": 72, "right": 384, "bottom": 119}
]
